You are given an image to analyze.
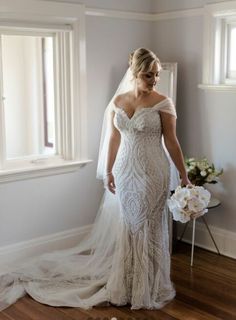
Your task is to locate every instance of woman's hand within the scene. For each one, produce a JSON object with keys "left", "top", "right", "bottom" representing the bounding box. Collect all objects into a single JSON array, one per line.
[
  {"left": 190, "top": 211, "right": 204, "bottom": 219},
  {"left": 105, "top": 173, "right": 116, "bottom": 194},
  {"left": 181, "top": 176, "right": 192, "bottom": 187}
]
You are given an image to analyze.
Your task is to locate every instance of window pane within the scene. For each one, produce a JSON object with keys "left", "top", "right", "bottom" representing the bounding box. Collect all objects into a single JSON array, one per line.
[
  {"left": 42, "top": 37, "right": 55, "bottom": 149},
  {"left": 1, "top": 34, "right": 56, "bottom": 159},
  {"left": 229, "top": 26, "right": 236, "bottom": 76}
]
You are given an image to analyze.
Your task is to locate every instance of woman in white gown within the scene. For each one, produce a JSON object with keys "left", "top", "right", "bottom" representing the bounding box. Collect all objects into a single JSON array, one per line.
[{"left": 0, "top": 48, "right": 190, "bottom": 311}]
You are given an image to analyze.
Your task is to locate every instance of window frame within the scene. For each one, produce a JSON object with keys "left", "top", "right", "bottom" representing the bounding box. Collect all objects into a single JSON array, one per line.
[
  {"left": 225, "top": 20, "right": 236, "bottom": 82},
  {"left": 0, "top": 0, "right": 91, "bottom": 183},
  {"left": 199, "top": 0, "right": 236, "bottom": 90}
]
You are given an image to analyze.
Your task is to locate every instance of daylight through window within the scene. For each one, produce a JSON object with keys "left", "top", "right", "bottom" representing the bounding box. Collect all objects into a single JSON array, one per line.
[{"left": 1, "top": 33, "right": 56, "bottom": 160}]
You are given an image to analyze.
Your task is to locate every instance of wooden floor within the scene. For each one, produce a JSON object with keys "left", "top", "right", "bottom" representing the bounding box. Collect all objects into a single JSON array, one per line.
[{"left": 0, "top": 242, "right": 235, "bottom": 320}]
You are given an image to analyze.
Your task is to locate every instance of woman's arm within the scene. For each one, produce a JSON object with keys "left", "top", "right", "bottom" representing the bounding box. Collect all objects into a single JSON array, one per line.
[
  {"left": 160, "top": 111, "right": 190, "bottom": 186},
  {"left": 106, "top": 111, "right": 121, "bottom": 194}
]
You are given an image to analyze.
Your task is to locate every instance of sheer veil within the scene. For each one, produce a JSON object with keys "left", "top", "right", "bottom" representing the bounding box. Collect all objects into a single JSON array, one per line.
[
  {"left": 96, "top": 68, "right": 134, "bottom": 180},
  {"left": 0, "top": 67, "right": 179, "bottom": 311}
]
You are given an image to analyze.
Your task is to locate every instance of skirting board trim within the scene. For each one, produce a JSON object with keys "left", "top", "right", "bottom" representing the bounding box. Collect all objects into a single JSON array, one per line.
[
  {"left": 177, "top": 220, "right": 236, "bottom": 259},
  {"left": 0, "top": 224, "right": 93, "bottom": 273}
]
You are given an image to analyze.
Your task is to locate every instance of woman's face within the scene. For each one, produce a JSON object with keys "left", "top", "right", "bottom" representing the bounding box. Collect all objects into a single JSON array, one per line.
[{"left": 136, "top": 62, "right": 160, "bottom": 92}]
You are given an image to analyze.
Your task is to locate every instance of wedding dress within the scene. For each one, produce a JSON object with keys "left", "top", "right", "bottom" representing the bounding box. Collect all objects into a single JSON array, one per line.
[{"left": 0, "top": 96, "right": 177, "bottom": 311}]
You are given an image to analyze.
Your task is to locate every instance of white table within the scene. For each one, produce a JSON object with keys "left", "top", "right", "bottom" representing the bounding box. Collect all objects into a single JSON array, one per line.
[{"left": 179, "top": 197, "right": 221, "bottom": 266}]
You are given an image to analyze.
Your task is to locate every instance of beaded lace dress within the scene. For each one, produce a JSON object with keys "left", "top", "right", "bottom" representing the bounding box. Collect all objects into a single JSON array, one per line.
[{"left": 0, "top": 97, "right": 177, "bottom": 311}]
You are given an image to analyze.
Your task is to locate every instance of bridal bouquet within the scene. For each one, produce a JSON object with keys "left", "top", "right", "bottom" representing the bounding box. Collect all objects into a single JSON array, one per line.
[
  {"left": 185, "top": 157, "right": 223, "bottom": 186},
  {"left": 168, "top": 185, "right": 211, "bottom": 223}
]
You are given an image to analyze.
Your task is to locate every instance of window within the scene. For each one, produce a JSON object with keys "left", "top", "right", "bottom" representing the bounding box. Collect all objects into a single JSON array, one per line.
[
  {"left": 226, "top": 21, "right": 236, "bottom": 81},
  {"left": 1, "top": 33, "right": 56, "bottom": 159},
  {"left": 0, "top": 0, "right": 90, "bottom": 183},
  {"left": 200, "top": 1, "right": 236, "bottom": 89}
]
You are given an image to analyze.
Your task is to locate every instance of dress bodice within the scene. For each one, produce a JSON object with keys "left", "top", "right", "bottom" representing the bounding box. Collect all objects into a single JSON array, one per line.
[
  {"left": 113, "top": 97, "right": 176, "bottom": 140},
  {"left": 113, "top": 103, "right": 163, "bottom": 140}
]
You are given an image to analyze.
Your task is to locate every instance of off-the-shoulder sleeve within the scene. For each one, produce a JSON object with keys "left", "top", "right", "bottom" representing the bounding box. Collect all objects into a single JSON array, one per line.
[{"left": 158, "top": 97, "right": 177, "bottom": 118}]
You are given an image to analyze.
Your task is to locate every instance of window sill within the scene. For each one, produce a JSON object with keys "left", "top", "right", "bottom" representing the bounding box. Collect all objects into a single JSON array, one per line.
[
  {"left": 0, "top": 159, "right": 93, "bottom": 183},
  {"left": 198, "top": 84, "right": 236, "bottom": 91}
]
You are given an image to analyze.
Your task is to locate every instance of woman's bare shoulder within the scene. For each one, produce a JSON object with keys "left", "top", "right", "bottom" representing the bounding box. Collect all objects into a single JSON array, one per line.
[
  {"left": 114, "top": 92, "right": 132, "bottom": 107},
  {"left": 151, "top": 91, "right": 167, "bottom": 103}
]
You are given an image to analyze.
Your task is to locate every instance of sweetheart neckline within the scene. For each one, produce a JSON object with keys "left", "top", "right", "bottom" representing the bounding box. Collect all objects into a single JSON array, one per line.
[{"left": 113, "top": 97, "right": 168, "bottom": 120}]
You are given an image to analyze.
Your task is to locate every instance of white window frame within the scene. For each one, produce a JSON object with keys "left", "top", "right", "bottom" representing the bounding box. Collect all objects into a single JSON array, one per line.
[
  {"left": 199, "top": 1, "right": 236, "bottom": 91},
  {"left": 225, "top": 20, "right": 236, "bottom": 82},
  {"left": 0, "top": 0, "right": 91, "bottom": 183}
]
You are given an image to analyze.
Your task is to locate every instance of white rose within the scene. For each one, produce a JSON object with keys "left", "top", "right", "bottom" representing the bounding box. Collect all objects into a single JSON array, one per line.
[
  {"left": 189, "top": 187, "right": 199, "bottom": 198},
  {"left": 167, "top": 198, "right": 181, "bottom": 211},
  {"left": 188, "top": 186, "right": 210, "bottom": 205},
  {"left": 199, "top": 188, "right": 211, "bottom": 204},
  {"left": 188, "top": 197, "right": 206, "bottom": 213},
  {"left": 198, "top": 164, "right": 206, "bottom": 171},
  {"left": 174, "top": 187, "right": 190, "bottom": 199},
  {"left": 206, "top": 174, "right": 214, "bottom": 182},
  {"left": 172, "top": 207, "right": 190, "bottom": 223},
  {"left": 197, "top": 159, "right": 210, "bottom": 171},
  {"left": 200, "top": 170, "right": 207, "bottom": 177},
  {"left": 173, "top": 188, "right": 190, "bottom": 208}
]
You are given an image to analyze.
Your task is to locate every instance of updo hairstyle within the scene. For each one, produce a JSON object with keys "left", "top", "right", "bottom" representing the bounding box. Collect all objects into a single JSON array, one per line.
[{"left": 129, "top": 48, "right": 161, "bottom": 78}]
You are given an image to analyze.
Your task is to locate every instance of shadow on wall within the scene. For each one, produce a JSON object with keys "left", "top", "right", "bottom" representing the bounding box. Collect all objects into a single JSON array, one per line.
[
  {"left": 203, "top": 163, "right": 236, "bottom": 232},
  {"left": 208, "top": 164, "right": 236, "bottom": 203},
  {"left": 107, "top": 64, "right": 128, "bottom": 104},
  {"left": 175, "top": 60, "right": 204, "bottom": 156}
]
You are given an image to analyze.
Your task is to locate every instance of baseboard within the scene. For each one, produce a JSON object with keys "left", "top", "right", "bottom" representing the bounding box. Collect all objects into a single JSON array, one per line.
[
  {"left": 0, "top": 224, "right": 92, "bottom": 274},
  {"left": 177, "top": 220, "right": 236, "bottom": 259}
]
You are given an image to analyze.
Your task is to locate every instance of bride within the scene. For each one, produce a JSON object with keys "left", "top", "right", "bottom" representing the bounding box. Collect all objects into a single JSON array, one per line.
[{"left": 0, "top": 48, "right": 190, "bottom": 311}]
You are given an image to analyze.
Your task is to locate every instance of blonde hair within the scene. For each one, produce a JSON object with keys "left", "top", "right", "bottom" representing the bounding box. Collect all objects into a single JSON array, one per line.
[{"left": 129, "top": 48, "right": 161, "bottom": 78}]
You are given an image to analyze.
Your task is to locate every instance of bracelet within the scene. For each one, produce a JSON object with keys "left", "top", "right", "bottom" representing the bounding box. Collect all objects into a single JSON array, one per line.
[{"left": 106, "top": 171, "right": 113, "bottom": 176}]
